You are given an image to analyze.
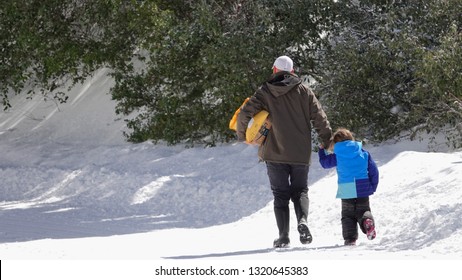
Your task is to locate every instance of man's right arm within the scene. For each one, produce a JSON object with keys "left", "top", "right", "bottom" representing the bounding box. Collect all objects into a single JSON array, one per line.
[{"left": 308, "top": 89, "right": 332, "bottom": 148}]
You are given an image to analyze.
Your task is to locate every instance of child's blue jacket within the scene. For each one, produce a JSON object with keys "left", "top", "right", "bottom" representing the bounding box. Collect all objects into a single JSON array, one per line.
[{"left": 318, "top": 140, "right": 379, "bottom": 199}]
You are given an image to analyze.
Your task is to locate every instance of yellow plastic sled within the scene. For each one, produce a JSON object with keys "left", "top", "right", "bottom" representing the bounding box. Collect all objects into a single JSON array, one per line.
[
  {"left": 229, "top": 98, "right": 249, "bottom": 131},
  {"left": 229, "top": 98, "right": 271, "bottom": 145},
  {"left": 245, "top": 110, "right": 271, "bottom": 145}
]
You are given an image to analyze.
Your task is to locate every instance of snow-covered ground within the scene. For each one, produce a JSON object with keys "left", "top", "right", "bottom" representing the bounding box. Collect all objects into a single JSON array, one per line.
[{"left": 1, "top": 69, "right": 461, "bottom": 279}]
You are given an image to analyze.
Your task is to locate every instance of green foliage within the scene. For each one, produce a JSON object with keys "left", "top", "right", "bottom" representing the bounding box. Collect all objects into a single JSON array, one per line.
[
  {"left": 112, "top": 0, "right": 335, "bottom": 145},
  {"left": 412, "top": 23, "right": 462, "bottom": 148},
  {"left": 318, "top": 1, "right": 417, "bottom": 140},
  {"left": 2, "top": 0, "right": 461, "bottom": 148},
  {"left": 317, "top": 0, "right": 462, "bottom": 148},
  {"left": 0, "top": 0, "right": 164, "bottom": 108}
]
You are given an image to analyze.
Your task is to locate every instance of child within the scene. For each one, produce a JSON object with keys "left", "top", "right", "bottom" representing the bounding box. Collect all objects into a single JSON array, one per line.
[{"left": 318, "top": 128, "right": 379, "bottom": 245}]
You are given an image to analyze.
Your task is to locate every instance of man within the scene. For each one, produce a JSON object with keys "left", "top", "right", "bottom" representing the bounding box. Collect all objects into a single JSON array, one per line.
[{"left": 236, "top": 55, "right": 332, "bottom": 248}]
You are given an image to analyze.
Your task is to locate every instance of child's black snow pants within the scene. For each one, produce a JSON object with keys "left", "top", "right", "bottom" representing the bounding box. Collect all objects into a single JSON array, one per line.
[{"left": 341, "top": 197, "right": 373, "bottom": 242}]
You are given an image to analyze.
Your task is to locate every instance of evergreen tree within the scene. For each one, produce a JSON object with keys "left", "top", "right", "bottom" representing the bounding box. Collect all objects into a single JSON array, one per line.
[
  {"left": 0, "top": 0, "right": 166, "bottom": 108},
  {"left": 317, "top": 0, "right": 461, "bottom": 148},
  {"left": 2, "top": 0, "right": 460, "bottom": 148},
  {"left": 112, "top": 0, "right": 335, "bottom": 145}
]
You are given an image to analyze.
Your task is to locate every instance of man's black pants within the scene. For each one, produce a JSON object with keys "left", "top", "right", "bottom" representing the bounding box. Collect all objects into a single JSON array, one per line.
[{"left": 266, "top": 162, "right": 310, "bottom": 238}]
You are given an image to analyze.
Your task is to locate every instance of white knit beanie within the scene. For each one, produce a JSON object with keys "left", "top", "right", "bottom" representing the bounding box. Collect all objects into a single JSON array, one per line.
[{"left": 273, "top": 56, "right": 293, "bottom": 72}]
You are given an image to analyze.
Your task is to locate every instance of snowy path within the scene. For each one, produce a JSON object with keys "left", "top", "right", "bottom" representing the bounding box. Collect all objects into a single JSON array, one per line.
[{"left": 1, "top": 69, "right": 462, "bottom": 280}]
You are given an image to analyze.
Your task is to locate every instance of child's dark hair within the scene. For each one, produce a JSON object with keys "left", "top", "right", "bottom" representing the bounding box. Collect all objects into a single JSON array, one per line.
[{"left": 332, "top": 128, "right": 355, "bottom": 143}]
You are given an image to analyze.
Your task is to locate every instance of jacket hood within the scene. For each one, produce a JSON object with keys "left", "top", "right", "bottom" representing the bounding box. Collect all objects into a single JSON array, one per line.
[
  {"left": 265, "top": 72, "right": 302, "bottom": 97},
  {"left": 334, "top": 140, "right": 364, "bottom": 159}
]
